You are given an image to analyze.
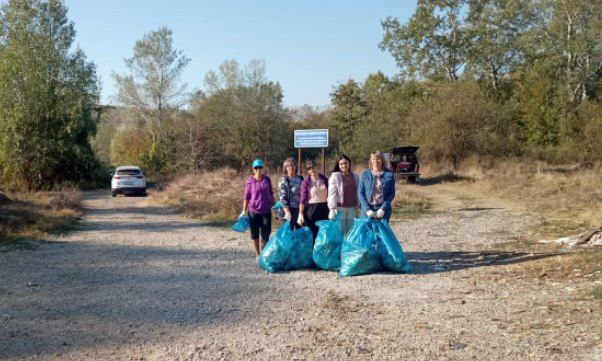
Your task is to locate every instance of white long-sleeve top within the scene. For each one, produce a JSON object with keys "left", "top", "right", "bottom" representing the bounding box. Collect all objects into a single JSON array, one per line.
[{"left": 327, "top": 171, "right": 359, "bottom": 210}]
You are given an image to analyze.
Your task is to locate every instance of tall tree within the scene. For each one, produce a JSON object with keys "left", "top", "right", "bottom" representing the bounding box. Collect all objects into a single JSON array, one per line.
[
  {"left": 113, "top": 27, "right": 190, "bottom": 139},
  {"left": 329, "top": 79, "right": 368, "bottom": 156},
  {"left": 525, "top": 0, "right": 601, "bottom": 104},
  {"left": 0, "top": 0, "right": 99, "bottom": 189},
  {"left": 113, "top": 27, "right": 190, "bottom": 175},
  {"left": 380, "top": 0, "right": 470, "bottom": 81},
  {"left": 194, "top": 59, "right": 291, "bottom": 170},
  {"left": 466, "top": 0, "right": 531, "bottom": 89}
]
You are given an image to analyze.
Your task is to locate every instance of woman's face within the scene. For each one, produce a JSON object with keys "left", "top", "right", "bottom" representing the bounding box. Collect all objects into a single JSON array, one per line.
[
  {"left": 338, "top": 159, "right": 350, "bottom": 173},
  {"left": 371, "top": 155, "right": 383, "bottom": 171},
  {"left": 253, "top": 166, "right": 264, "bottom": 176},
  {"left": 286, "top": 163, "right": 296, "bottom": 176},
  {"left": 307, "top": 165, "right": 316, "bottom": 177}
]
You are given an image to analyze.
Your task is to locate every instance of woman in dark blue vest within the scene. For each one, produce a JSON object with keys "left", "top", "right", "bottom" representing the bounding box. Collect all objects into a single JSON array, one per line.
[{"left": 358, "top": 151, "right": 396, "bottom": 221}]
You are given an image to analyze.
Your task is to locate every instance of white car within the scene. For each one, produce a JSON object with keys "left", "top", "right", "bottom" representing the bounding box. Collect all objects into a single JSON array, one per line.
[{"left": 111, "top": 166, "right": 147, "bottom": 197}]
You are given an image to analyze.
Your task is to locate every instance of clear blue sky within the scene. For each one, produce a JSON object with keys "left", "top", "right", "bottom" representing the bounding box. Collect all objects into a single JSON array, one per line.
[{"left": 64, "top": 0, "right": 416, "bottom": 107}]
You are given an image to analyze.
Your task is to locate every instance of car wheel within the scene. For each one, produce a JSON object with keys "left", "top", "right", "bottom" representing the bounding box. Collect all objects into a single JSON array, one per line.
[
  {"left": 407, "top": 176, "right": 415, "bottom": 184},
  {"left": 111, "top": 191, "right": 117, "bottom": 197},
  {"left": 141, "top": 190, "right": 147, "bottom": 197}
]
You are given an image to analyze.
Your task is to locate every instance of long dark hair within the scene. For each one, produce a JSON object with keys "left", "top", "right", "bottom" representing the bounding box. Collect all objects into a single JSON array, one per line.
[{"left": 332, "top": 154, "right": 352, "bottom": 173}]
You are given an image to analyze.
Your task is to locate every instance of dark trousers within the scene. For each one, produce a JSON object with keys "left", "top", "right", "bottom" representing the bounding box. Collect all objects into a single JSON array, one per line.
[
  {"left": 288, "top": 207, "right": 302, "bottom": 231},
  {"left": 304, "top": 202, "right": 329, "bottom": 240}
]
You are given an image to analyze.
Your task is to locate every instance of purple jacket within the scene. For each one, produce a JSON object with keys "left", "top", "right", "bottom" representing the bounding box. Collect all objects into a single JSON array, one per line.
[
  {"left": 300, "top": 173, "right": 329, "bottom": 206},
  {"left": 244, "top": 175, "right": 273, "bottom": 214}
]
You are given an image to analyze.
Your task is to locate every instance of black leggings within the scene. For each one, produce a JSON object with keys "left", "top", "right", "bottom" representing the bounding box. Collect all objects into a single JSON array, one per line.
[
  {"left": 304, "top": 202, "right": 329, "bottom": 240},
  {"left": 289, "top": 207, "right": 302, "bottom": 231},
  {"left": 249, "top": 212, "right": 271, "bottom": 241}
]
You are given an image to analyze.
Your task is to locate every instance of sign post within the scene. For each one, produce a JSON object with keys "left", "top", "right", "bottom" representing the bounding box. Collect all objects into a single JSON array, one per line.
[{"left": 294, "top": 129, "right": 329, "bottom": 174}]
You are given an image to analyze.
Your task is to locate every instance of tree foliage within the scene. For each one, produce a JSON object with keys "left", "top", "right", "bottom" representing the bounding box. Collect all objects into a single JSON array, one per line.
[
  {"left": 381, "top": 0, "right": 470, "bottom": 81},
  {"left": 193, "top": 59, "right": 291, "bottom": 170},
  {"left": 112, "top": 27, "right": 190, "bottom": 177},
  {"left": 0, "top": 0, "right": 99, "bottom": 189}
]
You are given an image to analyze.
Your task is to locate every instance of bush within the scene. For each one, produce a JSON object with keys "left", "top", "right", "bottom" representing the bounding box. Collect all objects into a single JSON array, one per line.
[
  {"left": 577, "top": 101, "right": 602, "bottom": 162},
  {"left": 406, "top": 79, "right": 518, "bottom": 167},
  {"left": 159, "top": 168, "right": 247, "bottom": 221},
  {"left": 50, "top": 187, "right": 83, "bottom": 211}
]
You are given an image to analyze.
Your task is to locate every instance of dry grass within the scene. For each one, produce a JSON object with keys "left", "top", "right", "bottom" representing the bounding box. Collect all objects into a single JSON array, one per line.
[
  {"left": 0, "top": 187, "right": 83, "bottom": 245},
  {"left": 157, "top": 168, "right": 247, "bottom": 222},
  {"left": 480, "top": 161, "right": 601, "bottom": 237},
  {"left": 50, "top": 186, "right": 83, "bottom": 210},
  {"left": 392, "top": 185, "right": 432, "bottom": 220},
  {"left": 423, "top": 159, "right": 602, "bottom": 237}
]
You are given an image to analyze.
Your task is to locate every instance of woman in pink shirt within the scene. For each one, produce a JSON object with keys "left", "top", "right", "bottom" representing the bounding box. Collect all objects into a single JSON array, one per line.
[
  {"left": 298, "top": 160, "right": 329, "bottom": 240},
  {"left": 242, "top": 159, "right": 274, "bottom": 256}
]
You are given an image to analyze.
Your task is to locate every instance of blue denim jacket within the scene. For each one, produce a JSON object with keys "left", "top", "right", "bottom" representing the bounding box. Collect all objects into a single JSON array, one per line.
[{"left": 358, "top": 169, "right": 396, "bottom": 214}]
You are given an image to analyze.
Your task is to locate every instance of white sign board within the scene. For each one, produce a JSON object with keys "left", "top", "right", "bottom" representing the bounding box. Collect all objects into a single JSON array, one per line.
[{"left": 294, "top": 129, "right": 329, "bottom": 148}]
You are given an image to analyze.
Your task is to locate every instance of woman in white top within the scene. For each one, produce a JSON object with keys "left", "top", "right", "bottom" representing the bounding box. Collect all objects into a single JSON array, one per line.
[{"left": 327, "top": 154, "right": 360, "bottom": 236}]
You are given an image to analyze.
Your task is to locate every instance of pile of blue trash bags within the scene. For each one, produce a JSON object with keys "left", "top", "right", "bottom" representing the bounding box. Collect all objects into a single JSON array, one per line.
[{"left": 253, "top": 217, "right": 411, "bottom": 276}]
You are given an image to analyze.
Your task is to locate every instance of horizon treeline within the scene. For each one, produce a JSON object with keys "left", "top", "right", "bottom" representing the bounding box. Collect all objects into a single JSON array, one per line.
[{"left": 1, "top": 0, "right": 600, "bottom": 190}]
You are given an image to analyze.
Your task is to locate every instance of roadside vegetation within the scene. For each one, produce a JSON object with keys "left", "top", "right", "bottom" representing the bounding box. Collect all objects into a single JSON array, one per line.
[
  {"left": 0, "top": 188, "right": 83, "bottom": 245},
  {"left": 0, "top": 0, "right": 600, "bottom": 243},
  {"left": 391, "top": 185, "right": 432, "bottom": 220},
  {"left": 420, "top": 159, "right": 602, "bottom": 237},
  {"left": 155, "top": 168, "right": 244, "bottom": 224}
]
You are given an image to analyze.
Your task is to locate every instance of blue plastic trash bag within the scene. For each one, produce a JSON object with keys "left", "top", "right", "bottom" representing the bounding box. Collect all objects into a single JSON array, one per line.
[
  {"left": 258, "top": 222, "right": 292, "bottom": 272},
  {"left": 258, "top": 222, "right": 314, "bottom": 273},
  {"left": 313, "top": 219, "right": 344, "bottom": 271},
  {"left": 375, "top": 221, "right": 412, "bottom": 273},
  {"left": 286, "top": 226, "right": 314, "bottom": 269},
  {"left": 231, "top": 214, "right": 250, "bottom": 233},
  {"left": 339, "top": 218, "right": 382, "bottom": 277},
  {"left": 272, "top": 201, "right": 285, "bottom": 219}
]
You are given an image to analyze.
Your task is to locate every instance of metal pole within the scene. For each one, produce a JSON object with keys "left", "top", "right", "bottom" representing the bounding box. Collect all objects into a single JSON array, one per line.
[
  {"left": 321, "top": 148, "right": 325, "bottom": 175},
  {"left": 297, "top": 148, "right": 301, "bottom": 176}
]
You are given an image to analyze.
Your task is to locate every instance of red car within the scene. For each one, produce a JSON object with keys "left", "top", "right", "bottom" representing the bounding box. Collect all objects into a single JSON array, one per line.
[{"left": 390, "top": 146, "right": 420, "bottom": 184}]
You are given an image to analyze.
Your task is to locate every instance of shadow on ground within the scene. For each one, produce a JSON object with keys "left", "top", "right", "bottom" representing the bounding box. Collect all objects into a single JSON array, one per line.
[
  {"left": 407, "top": 250, "right": 557, "bottom": 275},
  {"left": 0, "top": 242, "right": 265, "bottom": 359},
  {"left": 419, "top": 172, "right": 475, "bottom": 186}
]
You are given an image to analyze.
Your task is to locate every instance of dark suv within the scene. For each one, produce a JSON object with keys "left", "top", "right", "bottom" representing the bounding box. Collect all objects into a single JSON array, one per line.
[{"left": 390, "top": 146, "right": 420, "bottom": 184}]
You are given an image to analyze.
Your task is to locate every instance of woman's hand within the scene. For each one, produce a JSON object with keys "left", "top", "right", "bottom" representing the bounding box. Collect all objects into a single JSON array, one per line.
[
  {"left": 366, "top": 210, "right": 375, "bottom": 218},
  {"left": 328, "top": 209, "right": 337, "bottom": 220},
  {"left": 297, "top": 213, "right": 305, "bottom": 226},
  {"left": 376, "top": 209, "right": 385, "bottom": 219}
]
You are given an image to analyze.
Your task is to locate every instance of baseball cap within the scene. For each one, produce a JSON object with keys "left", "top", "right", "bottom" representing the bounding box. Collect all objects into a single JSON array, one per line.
[{"left": 252, "top": 159, "right": 264, "bottom": 168}]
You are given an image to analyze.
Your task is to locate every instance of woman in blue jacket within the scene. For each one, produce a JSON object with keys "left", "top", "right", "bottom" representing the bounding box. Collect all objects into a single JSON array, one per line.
[{"left": 358, "top": 151, "right": 395, "bottom": 221}]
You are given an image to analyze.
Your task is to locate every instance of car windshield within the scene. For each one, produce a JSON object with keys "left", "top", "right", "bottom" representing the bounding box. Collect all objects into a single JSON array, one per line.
[{"left": 116, "top": 169, "right": 141, "bottom": 176}]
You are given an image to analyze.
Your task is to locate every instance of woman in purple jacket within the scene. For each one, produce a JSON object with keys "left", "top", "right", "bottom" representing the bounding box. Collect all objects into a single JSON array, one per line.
[
  {"left": 298, "top": 160, "right": 329, "bottom": 240},
  {"left": 242, "top": 159, "right": 274, "bottom": 256}
]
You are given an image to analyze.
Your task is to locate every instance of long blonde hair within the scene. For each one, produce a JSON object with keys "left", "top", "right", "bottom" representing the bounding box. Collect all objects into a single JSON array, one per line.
[{"left": 370, "top": 151, "right": 387, "bottom": 170}]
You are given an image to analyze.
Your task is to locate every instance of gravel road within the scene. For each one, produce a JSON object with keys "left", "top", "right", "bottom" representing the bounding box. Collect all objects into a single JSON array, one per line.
[{"left": 1, "top": 189, "right": 600, "bottom": 360}]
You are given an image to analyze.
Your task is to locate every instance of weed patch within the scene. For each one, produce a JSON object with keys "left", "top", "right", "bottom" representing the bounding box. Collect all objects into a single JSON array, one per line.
[
  {"left": 392, "top": 186, "right": 432, "bottom": 220},
  {"left": 0, "top": 188, "right": 83, "bottom": 245}
]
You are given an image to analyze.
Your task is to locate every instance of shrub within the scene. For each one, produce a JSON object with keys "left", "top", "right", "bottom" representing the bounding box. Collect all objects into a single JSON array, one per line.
[
  {"left": 407, "top": 79, "right": 518, "bottom": 167},
  {"left": 50, "top": 187, "right": 83, "bottom": 211}
]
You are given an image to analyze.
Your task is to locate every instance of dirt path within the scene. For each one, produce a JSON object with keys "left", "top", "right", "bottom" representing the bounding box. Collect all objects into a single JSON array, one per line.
[{"left": 1, "top": 189, "right": 600, "bottom": 360}]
